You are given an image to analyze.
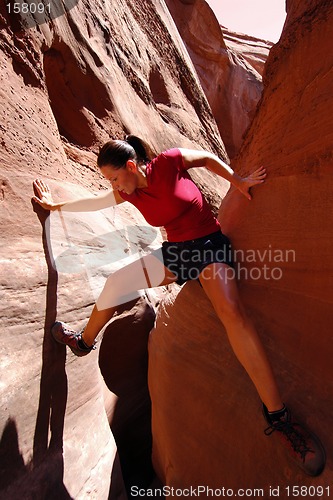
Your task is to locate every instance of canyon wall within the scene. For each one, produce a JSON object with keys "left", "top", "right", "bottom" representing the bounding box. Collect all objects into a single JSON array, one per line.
[
  {"left": 2, "top": 0, "right": 332, "bottom": 496},
  {"left": 0, "top": 0, "right": 226, "bottom": 497},
  {"left": 165, "top": 0, "right": 272, "bottom": 158},
  {"left": 149, "top": 0, "right": 333, "bottom": 489}
]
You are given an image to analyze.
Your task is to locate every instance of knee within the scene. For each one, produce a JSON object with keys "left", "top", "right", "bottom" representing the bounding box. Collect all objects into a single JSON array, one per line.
[
  {"left": 102, "top": 273, "right": 116, "bottom": 296},
  {"left": 214, "top": 297, "right": 245, "bottom": 325},
  {"left": 96, "top": 274, "right": 117, "bottom": 310},
  {"left": 96, "top": 272, "right": 140, "bottom": 311},
  {"left": 102, "top": 272, "right": 123, "bottom": 292}
]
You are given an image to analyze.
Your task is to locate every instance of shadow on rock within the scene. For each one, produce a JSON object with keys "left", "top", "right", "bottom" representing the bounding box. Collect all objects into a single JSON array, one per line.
[
  {"left": 99, "top": 297, "right": 157, "bottom": 499},
  {"left": 33, "top": 203, "right": 70, "bottom": 494},
  {"left": 0, "top": 202, "right": 74, "bottom": 499}
]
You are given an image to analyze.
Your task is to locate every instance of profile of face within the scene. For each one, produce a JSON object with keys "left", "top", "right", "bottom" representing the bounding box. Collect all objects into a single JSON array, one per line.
[{"left": 100, "top": 160, "right": 139, "bottom": 194}]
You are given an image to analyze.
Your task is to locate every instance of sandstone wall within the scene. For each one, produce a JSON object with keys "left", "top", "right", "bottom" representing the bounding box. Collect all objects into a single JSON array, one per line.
[
  {"left": 165, "top": 0, "right": 271, "bottom": 158},
  {"left": 0, "top": 0, "right": 226, "bottom": 497},
  {"left": 149, "top": 0, "right": 333, "bottom": 489}
]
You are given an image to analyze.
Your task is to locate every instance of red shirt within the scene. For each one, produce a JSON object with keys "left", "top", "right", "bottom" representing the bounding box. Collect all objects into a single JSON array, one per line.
[{"left": 120, "top": 148, "right": 220, "bottom": 242}]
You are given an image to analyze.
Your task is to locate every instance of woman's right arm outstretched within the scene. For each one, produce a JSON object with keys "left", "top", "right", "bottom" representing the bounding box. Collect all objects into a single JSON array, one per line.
[{"left": 32, "top": 179, "right": 125, "bottom": 212}]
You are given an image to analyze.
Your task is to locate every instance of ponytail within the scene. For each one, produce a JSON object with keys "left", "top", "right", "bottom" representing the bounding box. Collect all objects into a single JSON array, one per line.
[
  {"left": 124, "top": 135, "right": 156, "bottom": 164},
  {"left": 98, "top": 135, "right": 156, "bottom": 170}
]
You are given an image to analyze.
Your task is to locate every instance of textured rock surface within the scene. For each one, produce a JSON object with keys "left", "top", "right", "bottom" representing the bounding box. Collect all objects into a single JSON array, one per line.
[
  {"left": 99, "top": 297, "right": 157, "bottom": 497},
  {"left": 0, "top": 0, "right": 226, "bottom": 497},
  {"left": 165, "top": 0, "right": 270, "bottom": 158},
  {"left": 221, "top": 28, "right": 272, "bottom": 76},
  {"left": 149, "top": 0, "right": 333, "bottom": 489},
  {"left": 149, "top": 282, "right": 274, "bottom": 488}
]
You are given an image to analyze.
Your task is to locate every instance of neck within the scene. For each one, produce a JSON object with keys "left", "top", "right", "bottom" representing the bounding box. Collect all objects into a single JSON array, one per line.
[{"left": 137, "top": 165, "right": 148, "bottom": 188}]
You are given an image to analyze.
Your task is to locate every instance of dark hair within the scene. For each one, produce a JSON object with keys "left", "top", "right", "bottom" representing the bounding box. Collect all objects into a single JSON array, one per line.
[{"left": 97, "top": 135, "right": 154, "bottom": 169}]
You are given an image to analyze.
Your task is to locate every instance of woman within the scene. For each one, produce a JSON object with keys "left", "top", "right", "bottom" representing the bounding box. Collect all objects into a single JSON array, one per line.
[{"left": 33, "top": 135, "right": 325, "bottom": 476}]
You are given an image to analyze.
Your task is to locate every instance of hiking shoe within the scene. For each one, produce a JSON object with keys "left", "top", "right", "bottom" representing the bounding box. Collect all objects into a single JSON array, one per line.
[
  {"left": 263, "top": 404, "right": 326, "bottom": 476},
  {"left": 51, "top": 321, "right": 96, "bottom": 357}
]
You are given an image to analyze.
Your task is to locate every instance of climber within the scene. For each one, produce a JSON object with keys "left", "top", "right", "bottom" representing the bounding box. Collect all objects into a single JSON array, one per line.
[{"left": 32, "top": 135, "right": 325, "bottom": 477}]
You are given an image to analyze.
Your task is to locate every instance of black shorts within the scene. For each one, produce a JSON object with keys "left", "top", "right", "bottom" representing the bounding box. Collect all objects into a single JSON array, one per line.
[{"left": 161, "top": 231, "right": 234, "bottom": 285}]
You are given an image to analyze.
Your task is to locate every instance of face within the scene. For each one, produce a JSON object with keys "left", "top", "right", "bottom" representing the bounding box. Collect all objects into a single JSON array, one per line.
[{"left": 100, "top": 161, "right": 139, "bottom": 195}]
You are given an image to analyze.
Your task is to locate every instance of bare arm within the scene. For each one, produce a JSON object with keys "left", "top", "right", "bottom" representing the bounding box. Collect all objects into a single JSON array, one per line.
[
  {"left": 32, "top": 179, "right": 125, "bottom": 211},
  {"left": 179, "top": 148, "right": 266, "bottom": 200}
]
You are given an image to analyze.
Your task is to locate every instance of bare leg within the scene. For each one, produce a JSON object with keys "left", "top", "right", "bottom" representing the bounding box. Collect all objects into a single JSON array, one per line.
[
  {"left": 82, "top": 251, "right": 177, "bottom": 346},
  {"left": 199, "top": 263, "right": 283, "bottom": 412}
]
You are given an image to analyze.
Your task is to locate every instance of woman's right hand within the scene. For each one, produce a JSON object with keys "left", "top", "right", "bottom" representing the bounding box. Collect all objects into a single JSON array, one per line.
[{"left": 32, "top": 179, "right": 56, "bottom": 210}]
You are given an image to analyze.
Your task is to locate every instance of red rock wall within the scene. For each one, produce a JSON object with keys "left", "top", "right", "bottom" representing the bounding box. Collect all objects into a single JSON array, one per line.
[
  {"left": 0, "top": 0, "right": 226, "bottom": 497},
  {"left": 221, "top": 28, "right": 272, "bottom": 76},
  {"left": 149, "top": 0, "right": 333, "bottom": 489},
  {"left": 165, "top": 0, "right": 271, "bottom": 158}
]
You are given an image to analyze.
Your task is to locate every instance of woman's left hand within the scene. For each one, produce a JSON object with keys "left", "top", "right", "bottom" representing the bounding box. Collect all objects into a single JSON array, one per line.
[{"left": 237, "top": 166, "right": 267, "bottom": 200}]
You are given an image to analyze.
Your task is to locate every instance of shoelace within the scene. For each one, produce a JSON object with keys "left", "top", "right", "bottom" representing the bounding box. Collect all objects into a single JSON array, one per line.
[
  {"left": 62, "top": 326, "right": 81, "bottom": 338},
  {"left": 62, "top": 326, "right": 96, "bottom": 351},
  {"left": 264, "top": 420, "right": 314, "bottom": 459}
]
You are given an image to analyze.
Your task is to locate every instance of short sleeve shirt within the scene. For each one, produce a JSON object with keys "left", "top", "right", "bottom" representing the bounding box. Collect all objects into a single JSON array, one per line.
[{"left": 119, "top": 148, "right": 220, "bottom": 242}]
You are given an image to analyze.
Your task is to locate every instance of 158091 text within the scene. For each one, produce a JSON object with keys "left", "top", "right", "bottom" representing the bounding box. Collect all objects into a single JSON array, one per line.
[{"left": 6, "top": 2, "right": 51, "bottom": 14}]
